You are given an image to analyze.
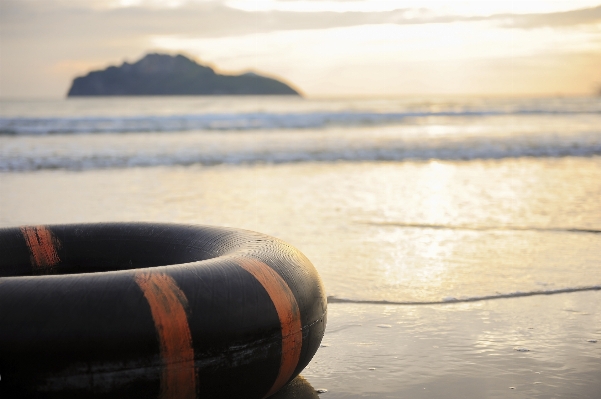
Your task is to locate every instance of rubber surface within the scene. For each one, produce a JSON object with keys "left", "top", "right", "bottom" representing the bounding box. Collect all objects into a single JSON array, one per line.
[{"left": 0, "top": 223, "right": 327, "bottom": 398}]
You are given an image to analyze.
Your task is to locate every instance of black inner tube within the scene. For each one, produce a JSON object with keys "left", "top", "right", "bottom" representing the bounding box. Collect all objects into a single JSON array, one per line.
[
  {"left": 1, "top": 223, "right": 250, "bottom": 277},
  {"left": 0, "top": 223, "right": 327, "bottom": 399}
]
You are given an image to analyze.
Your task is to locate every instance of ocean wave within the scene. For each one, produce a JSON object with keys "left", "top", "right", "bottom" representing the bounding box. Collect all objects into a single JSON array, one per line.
[
  {"left": 327, "top": 286, "right": 601, "bottom": 305},
  {"left": 2, "top": 137, "right": 600, "bottom": 171},
  {"left": 360, "top": 221, "right": 601, "bottom": 234},
  {"left": 1, "top": 108, "right": 600, "bottom": 135}
]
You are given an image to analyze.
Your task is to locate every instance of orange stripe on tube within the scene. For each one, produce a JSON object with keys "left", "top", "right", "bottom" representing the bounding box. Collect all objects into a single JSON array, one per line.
[
  {"left": 135, "top": 273, "right": 196, "bottom": 399},
  {"left": 20, "top": 226, "right": 61, "bottom": 273},
  {"left": 237, "top": 258, "right": 303, "bottom": 398}
]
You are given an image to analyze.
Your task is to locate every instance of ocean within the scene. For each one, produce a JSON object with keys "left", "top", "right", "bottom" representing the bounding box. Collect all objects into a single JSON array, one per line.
[
  {"left": 1, "top": 95, "right": 600, "bottom": 397},
  {"left": 1, "top": 96, "right": 601, "bottom": 171}
]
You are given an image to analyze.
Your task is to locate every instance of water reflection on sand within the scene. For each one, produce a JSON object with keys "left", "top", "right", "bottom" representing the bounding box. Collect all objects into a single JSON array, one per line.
[
  {"left": 305, "top": 292, "right": 601, "bottom": 398},
  {"left": 2, "top": 158, "right": 600, "bottom": 303}
]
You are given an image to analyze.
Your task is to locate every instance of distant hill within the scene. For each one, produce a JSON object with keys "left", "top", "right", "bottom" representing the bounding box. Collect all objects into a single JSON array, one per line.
[{"left": 67, "top": 53, "right": 301, "bottom": 96}]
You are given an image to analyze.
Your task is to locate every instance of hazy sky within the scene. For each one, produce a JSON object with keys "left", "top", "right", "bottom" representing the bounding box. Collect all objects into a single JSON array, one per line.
[{"left": 1, "top": 0, "right": 601, "bottom": 98}]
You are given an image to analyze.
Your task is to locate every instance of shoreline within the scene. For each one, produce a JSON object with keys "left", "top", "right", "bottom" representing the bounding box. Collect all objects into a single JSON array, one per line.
[{"left": 293, "top": 291, "right": 601, "bottom": 398}]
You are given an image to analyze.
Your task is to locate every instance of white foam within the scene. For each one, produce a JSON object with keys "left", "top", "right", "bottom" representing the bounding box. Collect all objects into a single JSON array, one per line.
[
  {"left": 326, "top": 285, "right": 601, "bottom": 305},
  {"left": 1, "top": 131, "right": 600, "bottom": 171},
  {"left": 1, "top": 106, "right": 599, "bottom": 135}
]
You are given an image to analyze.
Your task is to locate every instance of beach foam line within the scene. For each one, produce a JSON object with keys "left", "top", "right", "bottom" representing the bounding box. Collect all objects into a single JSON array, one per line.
[
  {"left": 1, "top": 108, "right": 600, "bottom": 135},
  {"left": 2, "top": 141, "right": 601, "bottom": 172},
  {"left": 361, "top": 221, "right": 601, "bottom": 235},
  {"left": 327, "top": 286, "right": 601, "bottom": 305}
]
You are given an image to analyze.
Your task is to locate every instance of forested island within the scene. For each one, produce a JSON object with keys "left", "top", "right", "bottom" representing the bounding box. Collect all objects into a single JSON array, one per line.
[{"left": 67, "top": 53, "right": 300, "bottom": 96}]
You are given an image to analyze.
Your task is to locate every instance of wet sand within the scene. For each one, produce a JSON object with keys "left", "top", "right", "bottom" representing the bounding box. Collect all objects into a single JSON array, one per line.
[{"left": 283, "top": 291, "right": 601, "bottom": 398}]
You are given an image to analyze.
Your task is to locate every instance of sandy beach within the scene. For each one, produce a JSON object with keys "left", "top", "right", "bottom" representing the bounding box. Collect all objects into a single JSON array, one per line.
[
  {"left": 1, "top": 96, "right": 600, "bottom": 397},
  {"left": 304, "top": 292, "right": 601, "bottom": 398}
]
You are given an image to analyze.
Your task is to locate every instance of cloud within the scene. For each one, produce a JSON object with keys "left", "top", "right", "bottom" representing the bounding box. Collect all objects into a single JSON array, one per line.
[
  {"left": 504, "top": 5, "right": 601, "bottom": 29},
  {"left": 1, "top": 0, "right": 600, "bottom": 97},
  {"left": 3, "top": 1, "right": 601, "bottom": 45}
]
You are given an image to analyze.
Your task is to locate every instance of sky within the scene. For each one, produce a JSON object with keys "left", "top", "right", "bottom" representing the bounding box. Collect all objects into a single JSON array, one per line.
[{"left": 1, "top": 0, "right": 601, "bottom": 98}]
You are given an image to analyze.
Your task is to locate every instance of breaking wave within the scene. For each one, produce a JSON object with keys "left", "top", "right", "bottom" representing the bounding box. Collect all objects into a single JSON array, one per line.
[
  {"left": 1, "top": 108, "right": 600, "bottom": 135},
  {"left": 1, "top": 131, "right": 600, "bottom": 171}
]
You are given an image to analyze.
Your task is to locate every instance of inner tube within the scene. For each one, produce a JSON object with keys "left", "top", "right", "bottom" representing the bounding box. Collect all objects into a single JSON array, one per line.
[{"left": 0, "top": 223, "right": 327, "bottom": 399}]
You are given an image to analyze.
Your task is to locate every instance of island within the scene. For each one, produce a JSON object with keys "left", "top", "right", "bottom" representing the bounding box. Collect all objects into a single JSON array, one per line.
[{"left": 67, "top": 53, "right": 301, "bottom": 96}]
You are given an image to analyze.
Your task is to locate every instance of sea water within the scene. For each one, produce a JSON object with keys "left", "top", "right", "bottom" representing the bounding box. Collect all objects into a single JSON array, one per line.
[
  {"left": 1, "top": 95, "right": 600, "bottom": 302},
  {"left": 1, "top": 96, "right": 600, "bottom": 397}
]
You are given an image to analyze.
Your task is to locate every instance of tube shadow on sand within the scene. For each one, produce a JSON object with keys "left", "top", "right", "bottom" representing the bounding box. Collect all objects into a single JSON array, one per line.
[{"left": 271, "top": 376, "right": 321, "bottom": 399}]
